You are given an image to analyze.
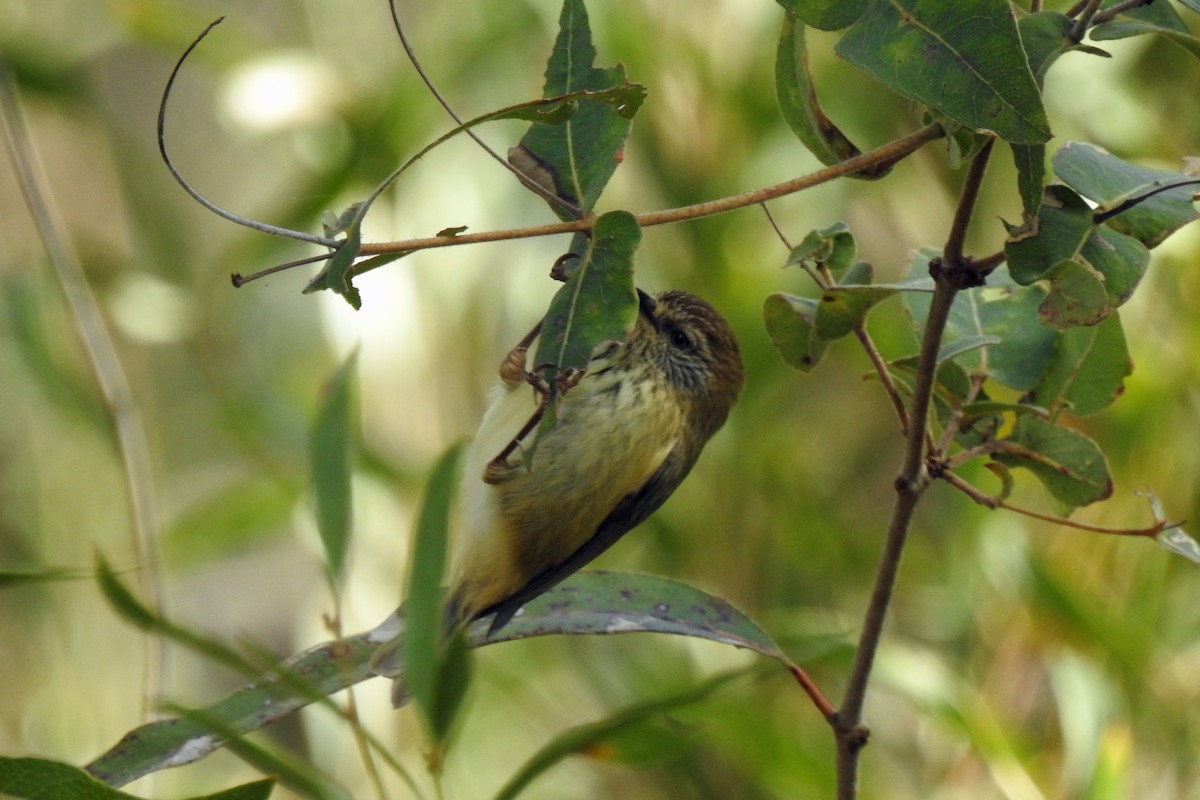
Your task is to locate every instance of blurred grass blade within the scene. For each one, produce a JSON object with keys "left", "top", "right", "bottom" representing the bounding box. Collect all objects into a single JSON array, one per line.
[
  {"left": 405, "top": 443, "right": 464, "bottom": 742},
  {"left": 0, "top": 755, "right": 274, "bottom": 799},
  {"left": 494, "top": 668, "right": 753, "bottom": 800},
  {"left": 310, "top": 352, "right": 357, "bottom": 585},
  {"left": 0, "top": 565, "right": 90, "bottom": 589},
  {"left": 164, "top": 705, "right": 348, "bottom": 800}
]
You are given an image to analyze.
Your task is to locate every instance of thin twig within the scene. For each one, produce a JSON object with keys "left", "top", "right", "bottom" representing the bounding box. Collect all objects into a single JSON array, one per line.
[
  {"left": 1091, "top": 0, "right": 1156, "bottom": 27},
  {"left": 760, "top": 202, "right": 794, "bottom": 250},
  {"left": 789, "top": 662, "right": 837, "bottom": 721},
  {"left": 940, "top": 471, "right": 1174, "bottom": 537},
  {"left": 1068, "top": 0, "right": 1105, "bottom": 40},
  {"left": 854, "top": 327, "right": 910, "bottom": 435},
  {"left": 387, "top": 0, "right": 580, "bottom": 218},
  {"left": 158, "top": 18, "right": 339, "bottom": 249},
  {"left": 0, "top": 67, "right": 168, "bottom": 715}
]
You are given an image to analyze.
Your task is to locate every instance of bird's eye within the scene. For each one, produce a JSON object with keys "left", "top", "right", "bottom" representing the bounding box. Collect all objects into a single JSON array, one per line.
[{"left": 669, "top": 328, "right": 691, "bottom": 350}]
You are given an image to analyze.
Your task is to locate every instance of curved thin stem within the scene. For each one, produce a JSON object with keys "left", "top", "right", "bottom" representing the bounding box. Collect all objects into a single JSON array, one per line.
[
  {"left": 388, "top": 0, "right": 580, "bottom": 218},
  {"left": 158, "top": 18, "right": 339, "bottom": 249}
]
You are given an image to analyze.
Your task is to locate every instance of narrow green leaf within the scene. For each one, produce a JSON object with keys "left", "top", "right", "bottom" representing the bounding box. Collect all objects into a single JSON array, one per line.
[
  {"left": 0, "top": 565, "right": 89, "bottom": 589},
  {"left": 775, "top": 0, "right": 867, "bottom": 31},
  {"left": 165, "top": 706, "right": 348, "bottom": 800},
  {"left": 0, "top": 757, "right": 274, "bottom": 800},
  {"left": 89, "top": 571, "right": 783, "bottom": 786},
  {"left": 494, "top": 669, "right": 754, "bottom": 800},
  {"left": 776, "top": 15, "right": 886, "bottom": 177},
  {"left": 936, "top": 335, "right": 1002, "bottom": 365},
  {"left": 992, "top": 416, "right": 1113, "bottom": 508},
  {"left": 532, "top": 210, "right": 640, "bottom": 379},
  {"left": 835, "top": 0, "right": 1050, "bottom": 143},
  {"left": 764, "top": 293, "right": 828, "bottom": 372},
  {"left": 1034, "top": 313, "right": 1132, "bottom": 417},
  {"left": 515, "top": 0, "right": 643, "bottom": 218},
  {"left": 310, "top": 354, "right": 356, "bottom": 585},
  {"left": 405, "top": 443, "right": 465, "bottom": 742},
  {"left": 1053, "top": 141, "right": 1200, "bottom": 247}
]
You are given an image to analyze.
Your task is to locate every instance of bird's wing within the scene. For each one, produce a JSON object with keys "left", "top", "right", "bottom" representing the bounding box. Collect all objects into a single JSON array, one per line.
[{"left": 480, "top": 445, "right": 697, "bottom": 633}]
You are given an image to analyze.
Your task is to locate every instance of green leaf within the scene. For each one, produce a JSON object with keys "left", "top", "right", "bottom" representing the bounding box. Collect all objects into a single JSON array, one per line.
[
  {"left": 786, "top": 222, "right": 859, "bottom": 274},
  {"left": 1053, "top": 141, "right": 1200, "bottom": 247},
  {"left": 775, "top": 0, "right": 867, "bottom": 31},
  {"left": 515, "top": 0, "right": 643, "bottom": 219},
  {"left": 1091, "top": 2, "right": 1200, "bottom": 60},
  {"left": 164, "top": 706, "right": 347, "bottom": 800},
  {"left": 776, "top": 15, "right": 887, "bottom": 178},
  {"left": 1005, "top": 186, "right": 1149, "bottom": 321},
  {"left": 992, "top": 416, "right": 1113, "bottom": 508},
  {"left": 404, "top": 443, "right": 465, "bottom": 743},
  {"left": 0, "top": 757, "right": 274, "bottom": 800},
  {"left": 1010, "top": 143, "right": 1045, "bottom": 221},
  {"left": 904, "top": 255, "right": 1057, "bottom": 391},
  {"left": 1033, "top": 313, "right": 1131, "bottom": 417},
  {"left": 815, "top": 270, "right": 934, "bottom": 341},
  {"left": 90, "top": 572, "right": 783, "bottom": 787},
  {"left": 303, "top": 222, "right": 363, "bottom": 309},
  {"left": 310, "top": 353, "right": 356, "bottom": 585},
  {"left": 532, "top": 210, "right": 641, "bottom": 380},
  {"left": 763, "top": 293, "right": 828, "bottom": 372},
  {"left": 1036, "top": 259, "right": 1111, "bottom": 328},
  {"left": 1018, "top": 11, "right": 1080, "bottom": 86},
  {"left": 835, "top": 0, "right": 1050, "bottom": 144},
  {"left": 494, "top": 669, "right": 753, "bottom": 800}
]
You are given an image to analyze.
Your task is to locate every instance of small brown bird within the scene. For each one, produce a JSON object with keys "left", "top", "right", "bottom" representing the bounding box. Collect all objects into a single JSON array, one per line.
[{"left": 446, "top": 289, "right": 744, "bottom": 632}]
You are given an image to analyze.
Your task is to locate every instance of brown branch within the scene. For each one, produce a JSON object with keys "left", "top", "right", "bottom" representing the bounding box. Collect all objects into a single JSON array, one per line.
[
  {"left": 357, "top": 124, "right": 946, "bottom": 257},
  {"left": 855, "top": 326, "right": 910, "bottom": 435},
  {"left": 789, "top": 662, "right": 837, "bottom": 722},
  {"left": 940, "top": 470, "right": 1174, "bottom": 537}
]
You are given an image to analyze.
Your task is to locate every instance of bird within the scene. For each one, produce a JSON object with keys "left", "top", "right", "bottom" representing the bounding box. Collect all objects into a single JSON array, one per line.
[{"left": 444, "top": 288, "right": 744, "bottom": 633}]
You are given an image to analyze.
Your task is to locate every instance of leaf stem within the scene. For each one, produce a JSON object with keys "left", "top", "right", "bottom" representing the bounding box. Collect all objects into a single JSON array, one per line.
[
  {"left": 940, "top": 470, "right": 1173, "bottom": 537},
  {"left": 157, "top": 18, "right": 340, "bottom": 249}
]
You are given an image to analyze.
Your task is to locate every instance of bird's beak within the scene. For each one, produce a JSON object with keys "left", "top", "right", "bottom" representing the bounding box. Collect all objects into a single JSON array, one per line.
[{"left": 637, "top": 289, "right": 657, "bottom": 322}]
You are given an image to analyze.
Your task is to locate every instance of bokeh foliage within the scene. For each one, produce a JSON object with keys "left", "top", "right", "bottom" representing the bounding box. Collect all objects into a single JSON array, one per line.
[{"left": 2, "top": 0, "right": 1200, "bottom": 798}]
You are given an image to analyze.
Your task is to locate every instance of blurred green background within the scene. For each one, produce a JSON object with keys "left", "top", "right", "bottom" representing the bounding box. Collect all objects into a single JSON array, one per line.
[{"left": 2, "top": 1, "right": 1199, "bottom": 798}]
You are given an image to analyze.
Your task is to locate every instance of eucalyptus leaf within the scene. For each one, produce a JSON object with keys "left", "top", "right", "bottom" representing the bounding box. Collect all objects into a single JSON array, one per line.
[
  {"left": 1033, "top": 313, "right": 1132, "bottom": 417},
  {"left": 776, "top": 14, "right": 885, "bottom": 177},
  {"left": 775, "top": 0, "right": 867, "bottom": 31},
  {"left": 764, "top": 293, "right": 828, "bottom": 372},
  {"left": 1053, "top": 141, "right": 1200, "bottom": 247},
  {"left": 310, "top": 353, "right": 356, "bottom": 585},
  {"left": 0, "top": 757, "right": 274, "bottom": 800},
  {"left": 836, "top": 0, "right": 1050, "bottom": 144},
  {"left": 992, "top": 416, "right": 1113, "bottom": 508},
  {"left": 516, "top": 0, "right": 643, "bottom": 219}
]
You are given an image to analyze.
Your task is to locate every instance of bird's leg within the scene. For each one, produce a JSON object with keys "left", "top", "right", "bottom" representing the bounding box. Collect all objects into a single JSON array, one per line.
[{"left": 498, "top": 320, "right": 542, "bottom": 388}]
